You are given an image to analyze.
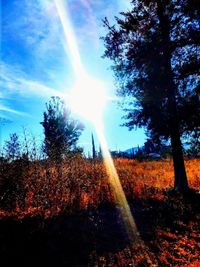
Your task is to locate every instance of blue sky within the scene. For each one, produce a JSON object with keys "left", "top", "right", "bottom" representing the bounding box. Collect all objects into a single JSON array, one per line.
[{"left": 0, "top": 0, "right": 146, "bottom": 154}]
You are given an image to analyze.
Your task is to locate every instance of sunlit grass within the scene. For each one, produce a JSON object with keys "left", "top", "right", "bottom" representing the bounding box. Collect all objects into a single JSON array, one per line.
[
  {"left": 0, "top": 158, "right": 199, "bottom": 218},
  {"left": 1, "top": 157, "right": 199, "bottom": 266}
]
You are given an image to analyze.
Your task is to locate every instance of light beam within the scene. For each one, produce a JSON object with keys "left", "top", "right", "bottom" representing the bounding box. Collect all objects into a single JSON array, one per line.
[
  {"left": 95, "top": 120, "right": 140, "bottom": 242},
  {"left": 54, "top": 0, "right": 85, "bottom": 78},
  {"left": 54, "top": 0, "right": 139, "bottom": 243}
]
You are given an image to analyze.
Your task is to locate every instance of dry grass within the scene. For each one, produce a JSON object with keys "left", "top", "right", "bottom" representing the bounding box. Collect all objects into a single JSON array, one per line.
[
  {"left": 0, "top": 158, "right": 200, "bottom": 266},
  {"left": 1, "top": 158, "right": 200, "bottom": 216}
]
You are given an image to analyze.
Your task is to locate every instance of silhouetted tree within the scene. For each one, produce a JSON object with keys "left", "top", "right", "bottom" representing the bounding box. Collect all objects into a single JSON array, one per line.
[
  {"left": 0, "top": 118, "right": 12, "bottom": 152},
  {"left": 1, "top": 133, "right": 26, "bottom": 210},
  {"left": 103, "top": 0, "right": 200, "bottom": 192},
  {"left": 98, "top": 144, "right": 103, "bottom": 159},
  {"left": 185, "top": 127, "right": 200, "bottom": 157},
  {"left": 144, "top": 139, "right": 157, "bottom": 154},
  {"left": 5, "top": 133, "right": 21, "bottom": 161},
  {"left": 91, "top": 133, "right": 96, "bottom": 159},
  {"left": 41, "top": 96, "right": 84, "bottom": 161}
]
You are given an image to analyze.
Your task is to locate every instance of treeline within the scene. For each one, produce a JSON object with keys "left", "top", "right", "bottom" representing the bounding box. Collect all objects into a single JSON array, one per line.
[
  {"left": 0, "top": 0, "right": 199, "bottom": 209},
  {"left": 1, "top": 96, "right": 84, "bottom": 162},
  {"left": 0, "top": 96, "right": 86, "bottom": 211}
]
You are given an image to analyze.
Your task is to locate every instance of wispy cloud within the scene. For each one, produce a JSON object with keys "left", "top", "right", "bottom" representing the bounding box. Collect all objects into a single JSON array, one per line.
[
  {"left": 77, "top": 0, "right": 99, "bottom": 48},
  {"left": 0, "top": 62, "right": 63, "bottom": 99},
  {"left": 0, "top": 61, "right": 64, "bottom": 117},
  {"left": 0, "top": 104, "right": 29, "bottom": 117},
  {"left": 2, "top": 0, "right": 63, "bottom": 58},
  {"left": 2, "top": 0, "right": 129, "bottom": 69}
]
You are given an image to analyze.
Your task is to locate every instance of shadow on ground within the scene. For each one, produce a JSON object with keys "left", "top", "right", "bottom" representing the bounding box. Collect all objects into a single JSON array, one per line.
[
  {"left": 0, "top": 203, "right": 130, "bottom": 267},
  {"left": 0, "top": 191, "right": 199, "bottom": 267}
]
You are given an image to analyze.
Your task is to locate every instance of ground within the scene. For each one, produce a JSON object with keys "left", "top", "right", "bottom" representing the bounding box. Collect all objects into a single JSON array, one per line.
[{"left": 0, "top": 158, "right": 200, "bottom": 266}]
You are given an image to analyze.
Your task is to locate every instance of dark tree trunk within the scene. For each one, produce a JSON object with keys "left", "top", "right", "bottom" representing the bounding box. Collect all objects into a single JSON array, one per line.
[
  {"left": 168, "top": 91, "right": 189, "bottom": 192},
  {"left": 170, "top": 126, "right": 189, "bottom": 192},
  {"left": 91, "top": 133, "right": 96, "bottom": 159},
  {"left": 168, "top": 73, "right": 189, "bottom": 192},
  {"left": 157, "top": 0, "right": 189, "bottom": 192}
]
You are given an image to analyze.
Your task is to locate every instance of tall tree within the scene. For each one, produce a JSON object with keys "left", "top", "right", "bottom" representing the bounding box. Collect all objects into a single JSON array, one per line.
[
  {"left": 41, "top": 96, "right": 84, "bottom": 160},
  {"left": 103, "top": 0, "right": 200, "bottom": 192},
  {"left": 91, "top": 133, "right": 96, "bottom": 159},
  {"left": 0, "top": 118, "right": 12, "bottom": 152},
  {"left": 5, "top": 133, "right": 21, "bottom": 161}
]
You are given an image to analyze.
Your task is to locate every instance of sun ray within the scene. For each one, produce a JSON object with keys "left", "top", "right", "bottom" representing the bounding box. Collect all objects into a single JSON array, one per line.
[
  {"left": 54, "top": 0, "right": 140, "bottom": 243},
  {"left": 95, "top": 120, "right": 140, "bottom": 242},
  {"left": 54, "top": 0, "right": 85, "bottom": 79}
]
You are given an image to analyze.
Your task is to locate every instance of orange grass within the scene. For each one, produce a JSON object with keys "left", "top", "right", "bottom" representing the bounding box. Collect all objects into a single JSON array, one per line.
[
  {"left": 0, "top": 158, "right": 199, "bottom": 267},
  {"left": 0, "top": 158, "right": 199, "bottom": 217}
]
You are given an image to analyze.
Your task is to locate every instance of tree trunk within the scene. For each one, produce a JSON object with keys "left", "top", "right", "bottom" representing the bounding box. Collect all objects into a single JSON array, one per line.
[
  {"left": 170, "top": 126, "right": 189, "bottom": 192},
  {"left": 157, "top": 0, "right": 189, "bottom": 193}
]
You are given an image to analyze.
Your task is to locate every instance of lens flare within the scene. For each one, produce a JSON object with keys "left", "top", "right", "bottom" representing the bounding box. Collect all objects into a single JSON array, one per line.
[
  {"left": 95, "top": 120, "right": 140, "bottom": 242},
  {"left": 69, "top": 76, "right": 107, "bottom": 122},
  {"left": 54, "top": 0, "right": 139, "bottom": 243},
  {"left": 54, "top": 0, "right": 85, "bottom": 78}
]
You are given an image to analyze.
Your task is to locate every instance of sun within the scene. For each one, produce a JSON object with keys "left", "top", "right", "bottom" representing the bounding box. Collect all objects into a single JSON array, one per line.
[{"left": 68, "top": 75, "right": 107, "bottom": 123}]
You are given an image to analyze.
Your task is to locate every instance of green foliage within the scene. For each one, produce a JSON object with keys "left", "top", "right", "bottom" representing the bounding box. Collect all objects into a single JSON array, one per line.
[
  {"left": 102, "top": 0, "right": 199, "bottom": 138},
  {"left": 41, "top": 96, "right": 84, "bottom": 161}
]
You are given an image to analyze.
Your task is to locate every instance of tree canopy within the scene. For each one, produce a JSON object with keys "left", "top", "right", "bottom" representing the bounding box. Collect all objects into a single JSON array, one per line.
[
  {"left": 41, "top": 96, "right": 84, "bottom": 161},
  {"left": 103, "top": 0, "right": 200, "bottom": 191},
  {"left": 5, "top": 133, "right": 21, "bottom": 161}
]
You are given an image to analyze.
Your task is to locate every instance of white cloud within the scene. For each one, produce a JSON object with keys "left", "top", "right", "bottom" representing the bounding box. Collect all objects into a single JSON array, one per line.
[
  {"left": 0, "top": 62, "right": 63, "bottom": 99},
  {"left": 0, "top": 61, "right": 64, "bottom": 118},
  {"left": 77, "top": 0, "right": 100, "bottom": 48},
  {"left": 0, "top": 104, "right": 29, "bottom": 117},
  {"left": 2, "top": 0, "right": 63, "bottom": 58}
]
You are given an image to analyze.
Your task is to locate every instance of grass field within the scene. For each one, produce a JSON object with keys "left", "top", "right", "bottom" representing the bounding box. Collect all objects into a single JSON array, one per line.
[{"left": 0, "top": 158, "right": 200, "bottom": 266}]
